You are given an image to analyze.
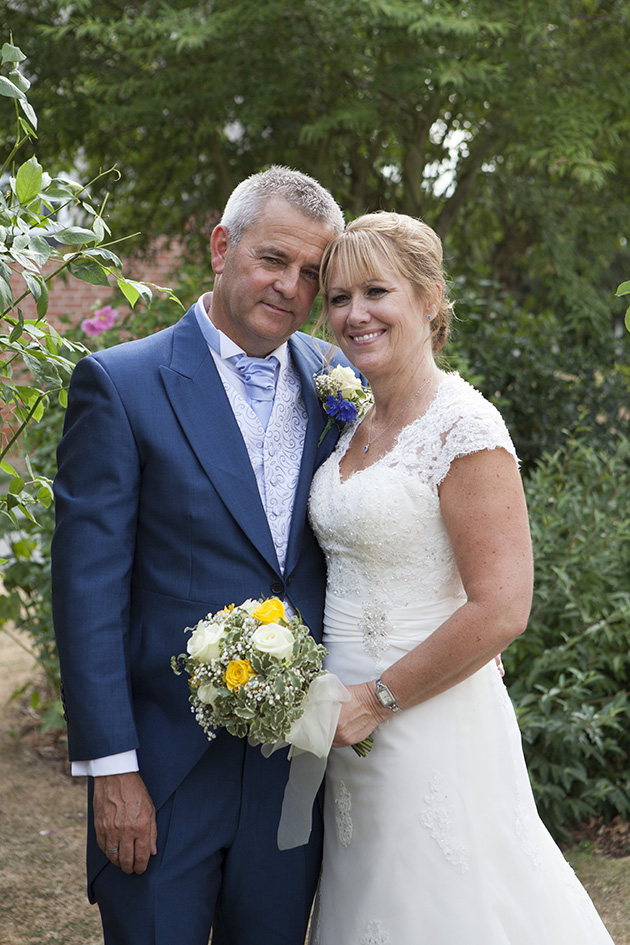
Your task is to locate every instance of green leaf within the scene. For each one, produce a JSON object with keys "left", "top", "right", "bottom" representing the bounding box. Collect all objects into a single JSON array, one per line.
[
  {"left": 18, "top": 98, "right": 37, "bottom": 131},
  {"left": 42, "top": 187, "right": 74, "bottom": 201},
  {"left": 2, "top": 43, "right": 27, "bottom": 64},
  {"left": 68, "top": 258, "right": 112, "bottom": 287},
  {"left": 9, "top": 249, "right": 38, "bottom": 273},
  {"left": 1, "top": 459, "right": 17, "bottom": 476},
  {"left": 117, "top": 277, "right": 152, "bottom": 308},
  {"left": 92, "top": 216, "right": 106, "bottom": 242},
  {"left": 26, "top": 236, "right": 52, "bottom": 267},
  {"left": 8, "top": 69, "right": 30, "bottom": 94},
  {"left": 117, "top": 277, "right": 140, "bottom": 307},
  {"left": 36, "top": 278, "right": 49, "bottom": 319},
  {"left": 0, "top": 273, "right": 13, "bottom": 312},
  {"left": 615, "top": 281, "right": 630, "bottom": 298},
  {"left": 9, "top": 320, "right": 23, "bottom": 343},
  {"left": 56, "top": 226, "right": 98, "bottom": 245},
  {"left": 0, "top": 74, "right": 26, "bottom": 100},
  {"left": 9, "top": 476, "right": 25, "bottom": 495},
  {"left": 21, "top": 350, "right": 53, "bottom": 386},
  {"left": 83, "top": 246, "right": 122, "bottom": 267},
  {"left": 17, "top": 115, "right": 37, "bottom": 139},
  {"left": 625, "top": 308, "right": 630, "bottom": 333},
  {"left": 37, "top": 483, "right": 54, "bottom": 507},
  {"left": 22, "top": 271, "right": 43, "bottom": 302},
  {"left": 15, "top": 156, "right": 43, "bottom": 205},
  {"left": 58, "top": 388, "right": 68, "bottom": 408}
]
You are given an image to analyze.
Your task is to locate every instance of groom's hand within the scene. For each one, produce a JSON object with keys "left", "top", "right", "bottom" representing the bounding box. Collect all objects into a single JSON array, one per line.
[{"left": 93, "top": 772, "right": 157, "bottom": 875}]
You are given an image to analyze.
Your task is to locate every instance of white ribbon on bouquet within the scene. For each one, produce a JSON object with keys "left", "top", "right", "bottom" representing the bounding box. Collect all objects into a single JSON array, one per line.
[{"left": 256, "top": 672, "right": 350, "bottom": 850}]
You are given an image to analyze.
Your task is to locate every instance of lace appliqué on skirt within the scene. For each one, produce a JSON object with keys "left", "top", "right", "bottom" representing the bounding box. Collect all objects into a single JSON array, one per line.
[
  {"left": 420, "top": 772, "right": 470, "bottom": 873},
  {"left": 334, "top": 780, "right": 353, "bottom": 847},
  {"left": 360, "top": 920, "right": 391, "bottom": 945},
  {"left": 515, "top": 787, "right": 542, "bottom": 868}
]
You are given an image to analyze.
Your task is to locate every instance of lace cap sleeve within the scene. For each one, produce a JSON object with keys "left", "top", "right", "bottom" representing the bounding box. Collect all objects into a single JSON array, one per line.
[{"left": 427, "top": 374, "right": 519, "bottom": 487}]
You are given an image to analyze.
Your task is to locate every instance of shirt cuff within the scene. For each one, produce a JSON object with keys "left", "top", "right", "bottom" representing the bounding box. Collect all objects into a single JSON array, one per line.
[{"left": 71, "top": 750, "right": 140, "bottom": 777}]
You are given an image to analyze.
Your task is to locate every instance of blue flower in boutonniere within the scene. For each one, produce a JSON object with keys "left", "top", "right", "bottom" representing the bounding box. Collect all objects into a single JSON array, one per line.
[{"left": 315, "top": 366, "right": 373, "bottom": 445}]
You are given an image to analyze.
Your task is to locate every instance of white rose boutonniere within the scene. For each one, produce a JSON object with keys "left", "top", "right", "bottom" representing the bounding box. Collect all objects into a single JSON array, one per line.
[{"left": 315, "top": 365, "right": 373, "bottom": 445}]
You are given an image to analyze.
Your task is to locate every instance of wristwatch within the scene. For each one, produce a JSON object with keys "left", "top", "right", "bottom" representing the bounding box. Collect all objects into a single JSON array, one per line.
[{"left": 374, "top": 677, "right": 402, "bottom": 713}]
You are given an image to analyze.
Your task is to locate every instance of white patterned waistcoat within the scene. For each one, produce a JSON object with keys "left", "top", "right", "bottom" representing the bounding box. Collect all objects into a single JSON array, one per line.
[{"left": 221, "top": 354, "right": 307, "bottom": 574}]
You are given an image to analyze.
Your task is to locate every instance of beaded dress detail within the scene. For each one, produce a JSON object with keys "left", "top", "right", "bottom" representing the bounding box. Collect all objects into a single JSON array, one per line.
[{"left": 307, "top": 373, "right": 614, "bottom": 944}]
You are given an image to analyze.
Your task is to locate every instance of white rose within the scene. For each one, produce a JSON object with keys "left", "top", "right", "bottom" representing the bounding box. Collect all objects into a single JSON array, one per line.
[
  {"left": 187, "top": 622, "right": 226, "bottom": 663},
  {"left": 197, "top": 681, "right": 219, "bottom": 705},
  {"left": 332, "top": 365, "right": 362, "bottom": 400},
  {"left": 251, "top": 623, "right": 295, "bottom": 661},
  {"left": 239, "top": 599, "right": 260, "bottom": 615}
]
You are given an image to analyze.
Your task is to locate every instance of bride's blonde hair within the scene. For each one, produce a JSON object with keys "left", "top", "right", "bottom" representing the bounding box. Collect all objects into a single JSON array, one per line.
[{"left": 316, "top": 211, "right": 452, "bottom": 354}]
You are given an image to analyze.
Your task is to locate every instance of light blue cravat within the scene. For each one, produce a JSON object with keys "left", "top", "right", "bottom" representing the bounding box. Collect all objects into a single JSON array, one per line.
[{"left": 229, "top": 353, "right": 279, "bottom": 430}]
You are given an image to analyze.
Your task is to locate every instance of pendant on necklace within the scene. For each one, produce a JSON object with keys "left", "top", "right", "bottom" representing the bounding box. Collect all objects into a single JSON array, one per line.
[{"left": 363, "top": 444, "right": 369, "bottom": 453}]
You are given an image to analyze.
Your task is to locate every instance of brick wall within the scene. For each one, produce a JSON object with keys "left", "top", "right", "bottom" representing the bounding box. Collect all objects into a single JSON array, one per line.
[
  {"left": 8, "top": 236, "right": 185, "bottom": 330},
  {"left": 2, "top": 237, "right": 186, "bottom": 463}
]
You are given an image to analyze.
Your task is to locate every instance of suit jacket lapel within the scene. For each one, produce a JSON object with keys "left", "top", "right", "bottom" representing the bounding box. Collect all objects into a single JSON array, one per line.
[
  {"left": 284, "top": 333, "right": 339, "bottom": 576},
  {"left": 159, "top": 308, "right": 279, "bottom": 571}
]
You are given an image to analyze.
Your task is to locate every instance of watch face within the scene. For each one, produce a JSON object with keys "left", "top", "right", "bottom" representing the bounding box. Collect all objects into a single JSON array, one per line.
[{"left": 377, "top": 685, "right": 394, "bottom": 707}]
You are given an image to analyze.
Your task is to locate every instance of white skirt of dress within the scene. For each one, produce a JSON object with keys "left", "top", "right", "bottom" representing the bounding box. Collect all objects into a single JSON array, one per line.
[{"left": 310, "top": 593, "right": 615, "bottom": 945}]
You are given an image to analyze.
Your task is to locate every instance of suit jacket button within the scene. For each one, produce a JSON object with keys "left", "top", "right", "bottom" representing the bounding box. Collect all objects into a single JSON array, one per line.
[{"left": 270, "top": 580, "right": 284, "bottom": 596}]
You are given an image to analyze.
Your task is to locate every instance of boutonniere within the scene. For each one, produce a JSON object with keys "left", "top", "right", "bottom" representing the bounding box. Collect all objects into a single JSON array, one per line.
[{"left": 315, "top": 365, "right": 373, "bottom": 445}]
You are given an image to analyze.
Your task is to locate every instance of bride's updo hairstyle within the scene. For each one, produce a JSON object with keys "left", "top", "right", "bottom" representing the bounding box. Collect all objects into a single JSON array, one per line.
[{"left": 318, "top": 211, "right": 452, "bottom": 354}]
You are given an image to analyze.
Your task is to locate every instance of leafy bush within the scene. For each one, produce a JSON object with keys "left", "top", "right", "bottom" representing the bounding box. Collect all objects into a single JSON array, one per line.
[
  {"left": 0, "top": 397, "right": 61, "bottom": 728},
  {"left": 507, "top": 432, "right": 630, "bottom": 837},
  {"left": 0, "top": 39, "right": 178, "bottom": 529},
  {"left": 448, "top": 278, "right": 630, "bottom": 475},
  {"left": 0, "top": 37, "right": 180, "bottom": 726}
]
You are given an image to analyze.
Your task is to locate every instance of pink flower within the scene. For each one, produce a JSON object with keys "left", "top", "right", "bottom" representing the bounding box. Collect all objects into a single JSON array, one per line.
[{"left": 81, "top": 305, "right": 119, "bottom": 336}]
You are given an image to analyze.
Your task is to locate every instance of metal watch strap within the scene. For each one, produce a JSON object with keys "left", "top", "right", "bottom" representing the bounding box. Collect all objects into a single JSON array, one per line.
[{"left": 375, "top": 676, "right": 402, "bottom": 712}]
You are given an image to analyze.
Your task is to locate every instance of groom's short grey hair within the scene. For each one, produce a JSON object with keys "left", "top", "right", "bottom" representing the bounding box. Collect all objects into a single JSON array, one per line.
[{"left": 220, "top": 166, "right": 345, "bottom": 244}]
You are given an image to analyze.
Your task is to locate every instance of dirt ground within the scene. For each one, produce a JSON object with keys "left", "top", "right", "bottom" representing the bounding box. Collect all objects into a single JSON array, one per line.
[
  {"left": 0, "top": 627, "right": 102, "bottom": 944},
  {"left": 1, "top": 627, "right": 628, "bottom": 944}
]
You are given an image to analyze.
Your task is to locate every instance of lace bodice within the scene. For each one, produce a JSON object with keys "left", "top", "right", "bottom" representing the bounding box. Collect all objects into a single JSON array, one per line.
[{"left": 308, "top": 373, "right": 518, "bottom": 612}]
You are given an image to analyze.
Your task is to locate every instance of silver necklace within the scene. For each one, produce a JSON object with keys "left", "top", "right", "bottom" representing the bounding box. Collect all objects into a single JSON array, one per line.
[{"left": 363, "top": 374, "right": 434, "bottom": 454}]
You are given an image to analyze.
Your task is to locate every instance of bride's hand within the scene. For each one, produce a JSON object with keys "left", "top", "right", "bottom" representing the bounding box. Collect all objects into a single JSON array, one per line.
[{"left": 333, "top": 681, "right": 391, "bottom": 748}]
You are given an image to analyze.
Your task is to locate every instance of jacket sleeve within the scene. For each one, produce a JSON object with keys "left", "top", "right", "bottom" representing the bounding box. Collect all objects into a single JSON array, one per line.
[{"left": 52, "top": 354, "right": 141, "bottom": 761}]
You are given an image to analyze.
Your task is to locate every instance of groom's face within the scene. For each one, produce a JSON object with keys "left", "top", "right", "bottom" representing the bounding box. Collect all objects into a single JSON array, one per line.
[{"left": 210, "top": 196, "right": 334, "bottom": 357}]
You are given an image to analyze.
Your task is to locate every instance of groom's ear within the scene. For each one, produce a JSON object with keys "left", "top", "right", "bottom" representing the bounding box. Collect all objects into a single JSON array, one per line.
[{"left": 210, "top": 224, "right": 231, "bottom": 275}]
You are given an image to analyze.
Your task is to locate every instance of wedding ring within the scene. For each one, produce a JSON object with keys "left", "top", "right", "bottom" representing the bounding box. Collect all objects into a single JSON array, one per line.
[{"left": 106, "top": 847, "right": 119, "bottom": 854}]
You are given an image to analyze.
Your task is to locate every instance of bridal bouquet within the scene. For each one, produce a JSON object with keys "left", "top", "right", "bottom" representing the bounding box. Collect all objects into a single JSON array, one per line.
[
  {"left": 172, "top": 596, "right": 372, "bottom": 849},
  {"left": 315, "top": 365, "right": 372, "bottom": 444},
  {"left": 172, "top": 597, "right": 331, "bottom": 746}
]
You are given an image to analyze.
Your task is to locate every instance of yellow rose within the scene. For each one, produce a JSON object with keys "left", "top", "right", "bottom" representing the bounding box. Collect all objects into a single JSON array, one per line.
[
  {"left": 252, "top": 598, "right": 285, "bottom": 625},
  {"left": 224, "top": 659, "right": 255, "bottom": 690}
]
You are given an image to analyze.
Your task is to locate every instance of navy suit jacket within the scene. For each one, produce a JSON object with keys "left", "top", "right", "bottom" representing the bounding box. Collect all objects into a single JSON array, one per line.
[{"left": 51, "top": 306, "right": 344, "bottom": 876}]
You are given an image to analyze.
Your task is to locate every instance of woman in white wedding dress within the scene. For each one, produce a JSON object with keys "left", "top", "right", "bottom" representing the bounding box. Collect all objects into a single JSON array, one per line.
[{"left": 307, "top": 212, "right": 615, "bottom": 945}]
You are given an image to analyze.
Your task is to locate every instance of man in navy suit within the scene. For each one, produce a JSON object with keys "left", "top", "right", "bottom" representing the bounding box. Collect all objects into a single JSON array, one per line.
[{"left": 51, "top": 167, "right": 346, "bottom": 944}]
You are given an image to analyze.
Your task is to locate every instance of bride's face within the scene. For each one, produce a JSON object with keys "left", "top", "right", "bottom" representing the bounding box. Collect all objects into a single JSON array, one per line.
[{"left": 325, "top": 254, "right": 434, "bottom": 381}]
